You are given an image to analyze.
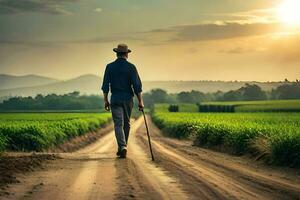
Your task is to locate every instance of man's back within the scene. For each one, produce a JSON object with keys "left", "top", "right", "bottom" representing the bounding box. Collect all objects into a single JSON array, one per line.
[{"left": 102, "top": 57, "right": 142, "bottom": 103}]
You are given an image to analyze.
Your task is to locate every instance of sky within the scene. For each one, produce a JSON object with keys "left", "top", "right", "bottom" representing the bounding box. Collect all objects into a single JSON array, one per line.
[{"left": 0, "top": 0, "right": 300, "bottom": 81}]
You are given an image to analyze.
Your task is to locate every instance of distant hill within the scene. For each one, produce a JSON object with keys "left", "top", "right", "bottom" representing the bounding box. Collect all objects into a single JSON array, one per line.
[
  {"left": 0, "top": 74, "right": 101, "bottom": 97},
  {"left": 0, "top": 74, "right": 58, "bottom": 90},
  {"left": 0, "top": 74, "right": 284, "bottom": 97}
]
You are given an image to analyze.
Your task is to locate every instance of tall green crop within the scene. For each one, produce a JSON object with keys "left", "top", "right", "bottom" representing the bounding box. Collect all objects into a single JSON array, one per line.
[
  {"left": 152, "top": 112, "right": 300, "bottom": 167},
  {"left": 0, "top": 113, "right": 111, "bottom": 151}
]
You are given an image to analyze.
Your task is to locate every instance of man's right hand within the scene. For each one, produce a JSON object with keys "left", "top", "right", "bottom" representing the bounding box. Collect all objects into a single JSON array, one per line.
[
  {"left": 104, "top": 101, "right": 110, "bottom": 111},
  {"left": 138, "top": 101, "right": 144, "bottom": 111}
]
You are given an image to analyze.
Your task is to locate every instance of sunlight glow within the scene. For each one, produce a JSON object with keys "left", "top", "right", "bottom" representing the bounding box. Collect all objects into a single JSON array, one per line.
[{"left": 277, "top": 0, "right": 300, "bottom": 25}]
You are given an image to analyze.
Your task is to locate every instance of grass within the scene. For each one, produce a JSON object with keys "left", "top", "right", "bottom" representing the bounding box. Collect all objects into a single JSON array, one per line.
[
  {"left": 0, "top": 113, "right": 111, "bottom": 151},
  {"left": 152, "top": 112, "right": 300, "bottom": 167}
]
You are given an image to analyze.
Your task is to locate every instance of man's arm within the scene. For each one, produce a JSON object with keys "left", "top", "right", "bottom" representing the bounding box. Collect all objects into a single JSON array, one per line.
[
  {"left": 136, "top": 92, "right": 144, "bottom": 111},
  {"left": 101, "top": 65, "right": 110, "bottom": 111},
  {"left": 131, "top": 65, "right": 144, "bottom": 110}
]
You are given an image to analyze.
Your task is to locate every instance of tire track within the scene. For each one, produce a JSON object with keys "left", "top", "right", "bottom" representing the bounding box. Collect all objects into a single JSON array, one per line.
[{"left": 127, "top": 117, "right": 189, "bottom": 200}]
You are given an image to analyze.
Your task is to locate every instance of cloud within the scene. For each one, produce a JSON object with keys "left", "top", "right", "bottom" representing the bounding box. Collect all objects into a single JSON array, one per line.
[
  {"left": 146, "top": 22, "right": 280, "bottom": 43},
  {"left": 0, "top": 21, "right": 283, "bottom": 48},
  {"left": 0, "top": 39, "right": 62, "bottom": 49},
  {"left": 267, "top": 34, "right": 300, "bottom": 63},
  {"left": 220, "top": 47, "right": 252, "bottom": 54},
  {"left": 231, "top": 9, "right": 276, "bottom": 22},
  {"left": 0, "top": 34, "right": 144, "bottom": 47},
  {"left": 205, "top": 9, "right": 277, "bottom": 23},
  {"left": 220, "top": 45, "right": 269, "bottom": 54},
  {"left": 94, "top": 7, "right": 102, "bottom": 13},
  {"left": 0, "top": 0, "right": 77, "bottom": 15},
  {"left": 185, "top": 47, "right": 199, "bottom": 54},
  {"left": 67, "top": 35, "right": 144, "bottom": 44},
  {"left": 219, "top": 32, "right": 300, "bottom": 63}
]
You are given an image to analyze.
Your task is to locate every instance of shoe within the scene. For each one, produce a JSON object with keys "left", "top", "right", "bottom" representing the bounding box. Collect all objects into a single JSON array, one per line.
[
  {"left": 116, "top": 150, "right": 121, "bottom": 157},
  {"left": 120, "top": 149, "right": 127, "bottom": 158}
]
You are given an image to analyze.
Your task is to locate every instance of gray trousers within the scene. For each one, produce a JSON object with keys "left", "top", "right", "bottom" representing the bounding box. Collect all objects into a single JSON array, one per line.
[{"left": 111, "top": 100, "right": 133, "bottom": 151}]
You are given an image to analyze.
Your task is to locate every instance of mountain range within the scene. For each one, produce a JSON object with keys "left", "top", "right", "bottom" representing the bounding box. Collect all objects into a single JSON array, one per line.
[
  {"left": 0, "top": 74, "right": 284, "bottom": 99},
  {"left": 0, "top": 74, "right": 58, "bottom": 90}
]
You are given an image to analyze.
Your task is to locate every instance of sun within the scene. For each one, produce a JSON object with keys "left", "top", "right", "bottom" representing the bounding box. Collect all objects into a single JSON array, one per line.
[{"left": 277, "top": 0, "right": 300, "bottom": 25}]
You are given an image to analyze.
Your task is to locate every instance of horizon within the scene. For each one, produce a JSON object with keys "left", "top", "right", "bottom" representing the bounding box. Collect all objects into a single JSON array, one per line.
[
  {"left": 0, "top": 0, "right": 300, "bottom": 81},
  {"left": 0, "top": 72, "right": 296, "bottom": 83}
]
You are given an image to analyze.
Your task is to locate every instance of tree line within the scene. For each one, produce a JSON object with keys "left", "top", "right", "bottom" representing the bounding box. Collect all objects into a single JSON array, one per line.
[
  {"left": 143, "top": 82, "right": 300, "bottom": 107},
  {"left": 0, "top": 91, "right": 103, "bottom": 111},
  {"left": 0, "top": 82, "right": 299, "bottom": 110}
]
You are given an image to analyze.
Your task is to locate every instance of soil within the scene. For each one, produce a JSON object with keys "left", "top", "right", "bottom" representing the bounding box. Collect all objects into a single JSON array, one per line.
[{"left": 0, "top": 153, "right": 57, "bottom": 193}]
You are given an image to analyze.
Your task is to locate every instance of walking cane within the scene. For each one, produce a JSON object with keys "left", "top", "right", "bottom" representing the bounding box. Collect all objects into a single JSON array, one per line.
[{"left": 141, "top": 110, "right": 155, "bottom": 161}]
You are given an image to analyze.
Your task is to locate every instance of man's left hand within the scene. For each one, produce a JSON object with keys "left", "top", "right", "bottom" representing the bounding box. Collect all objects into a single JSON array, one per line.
[
  {"left": 104, "top": 101, "right": 110, "bottom": 111},
  {"left": 138, "top": 101, "right": 144, "bottom": 111}
]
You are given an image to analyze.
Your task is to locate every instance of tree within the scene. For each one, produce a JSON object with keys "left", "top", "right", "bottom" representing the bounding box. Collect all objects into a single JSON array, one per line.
[
  {"left": 143, "top": 89, "right": 170, "bottom": 107},
  {"left": 0, "top": 92, "right": 104, "bottom": 111},
  {"left": 272, "top": 82, "right": 300, "bottom": 99},
  {"left": 221, "top": 84, "right": 267, "bottom": 101},
  {"left": 222, "top": 90, "right": 242, "bottom": 101},
  {"left": 69, "top": 91, "right": 80, "bottom": 97},
  {"left": 177, "top": 90, "right": 207, "bottom": 103},
  {"left": 240, "top": 84, "right": 267, "bottom": 101}
]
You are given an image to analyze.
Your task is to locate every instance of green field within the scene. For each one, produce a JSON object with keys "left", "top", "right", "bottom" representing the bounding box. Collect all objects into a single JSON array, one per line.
[
  {"left": 154, "top": 100, "right": 300, "bottom": 113},
  {"left": 152, "top": 111, "right": 300, "bottom": 167},
  {"left": 200, "top": 100, "right": 300, "bottom": 112},
  {"left": 0, "top": 113, "right": 111, "bottom": 151}
]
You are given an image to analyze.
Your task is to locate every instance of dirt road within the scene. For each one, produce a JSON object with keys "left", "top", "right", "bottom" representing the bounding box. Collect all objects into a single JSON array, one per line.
[{"left": 2, "top": 117, "right": 300, "bottom": 200}]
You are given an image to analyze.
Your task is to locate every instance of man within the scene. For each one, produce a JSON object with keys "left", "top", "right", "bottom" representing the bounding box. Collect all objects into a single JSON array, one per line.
[{"left": 101, "top": 44, "right": 144, "bottom": 158}]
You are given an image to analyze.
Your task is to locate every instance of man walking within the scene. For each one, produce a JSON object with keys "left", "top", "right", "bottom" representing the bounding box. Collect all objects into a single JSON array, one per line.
[{"left": 101, "top": 44, "right": 144, "bottom": 158}]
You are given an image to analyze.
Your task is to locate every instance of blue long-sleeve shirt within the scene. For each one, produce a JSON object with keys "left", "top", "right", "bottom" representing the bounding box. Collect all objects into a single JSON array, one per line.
[{"left": 101, "top": 58, "right": 142, "bottom": 103}]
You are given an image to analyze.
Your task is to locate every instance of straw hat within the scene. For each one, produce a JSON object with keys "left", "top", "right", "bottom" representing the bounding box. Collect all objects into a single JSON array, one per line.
[{"left": 113, "top": 44, "right": 131, "bottom": 53}]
